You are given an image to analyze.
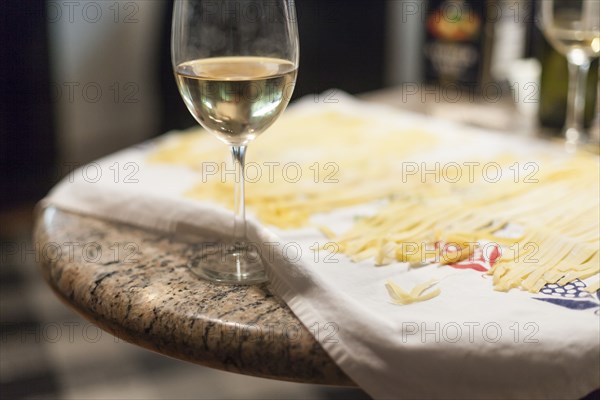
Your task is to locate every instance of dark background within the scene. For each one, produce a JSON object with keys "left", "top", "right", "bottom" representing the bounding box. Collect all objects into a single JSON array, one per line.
[{"left": 0, "top": 0, "right": 386, "bottom": 209}]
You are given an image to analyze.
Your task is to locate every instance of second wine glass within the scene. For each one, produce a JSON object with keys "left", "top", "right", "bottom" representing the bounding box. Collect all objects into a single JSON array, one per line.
[
  {"left": 172, "top": 0, "right": 299, "bottom": 284},
  {"left": 538, "top": 0, "right": 600, "bottom": 147}
]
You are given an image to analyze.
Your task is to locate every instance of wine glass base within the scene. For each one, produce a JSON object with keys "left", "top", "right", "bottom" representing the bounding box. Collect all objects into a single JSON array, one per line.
[
  {"left": 188, "top": 244, "right": 267, "bottom": 285},
  {"left": 564, "top": 127, "right": 585, "bottom": 143},
  {"left": 563, "top": 127, "right": 589, "bottom": 153}
]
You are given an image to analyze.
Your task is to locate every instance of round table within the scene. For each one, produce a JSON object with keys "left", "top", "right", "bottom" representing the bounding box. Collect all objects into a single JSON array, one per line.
[
  {"left": 34, "top": 87, "right": 530, "bottom": 388},
  {"left": 35, "top": 206, "right": 354, "bottom": 385}
]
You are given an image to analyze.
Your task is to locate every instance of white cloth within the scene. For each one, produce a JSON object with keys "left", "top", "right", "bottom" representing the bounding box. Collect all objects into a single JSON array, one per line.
[{"left": 45, "top": 94, "right": 600, "bottom": 399}]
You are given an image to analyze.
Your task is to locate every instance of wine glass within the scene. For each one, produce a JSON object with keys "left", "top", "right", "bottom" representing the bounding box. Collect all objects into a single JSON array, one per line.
[
  {"left": 172, "top": 0, "right": 299, "bottom": 284},
  {"left": 538, "top": 0, "right": 600, "bottom": 147}
]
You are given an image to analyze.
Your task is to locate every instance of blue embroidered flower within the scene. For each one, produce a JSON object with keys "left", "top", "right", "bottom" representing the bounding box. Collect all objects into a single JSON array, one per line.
[{"left": 534, "top": 280, "right": 600, "bottom": 311}]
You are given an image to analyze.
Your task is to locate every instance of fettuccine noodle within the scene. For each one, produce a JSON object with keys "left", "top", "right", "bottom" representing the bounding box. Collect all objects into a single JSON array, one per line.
[{"left": 149, "top": 109, "right": 600, "bottom": 294}]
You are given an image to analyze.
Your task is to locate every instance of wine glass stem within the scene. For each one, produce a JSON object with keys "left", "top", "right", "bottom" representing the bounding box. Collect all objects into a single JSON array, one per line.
[
  {"left": 565, "top": 57, "right": 591, "bottom": 143},
  {"left": 230, "top": 145, "right": 247, "bottom": 250}
]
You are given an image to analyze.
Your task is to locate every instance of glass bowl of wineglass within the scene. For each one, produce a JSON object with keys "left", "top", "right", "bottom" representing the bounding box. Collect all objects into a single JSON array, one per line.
[
  {"left": 538, "top": 0, "right": 600, "bottom": 148},
  {"left": 172, "top": 0, "right": 299, "bottom": 284}
]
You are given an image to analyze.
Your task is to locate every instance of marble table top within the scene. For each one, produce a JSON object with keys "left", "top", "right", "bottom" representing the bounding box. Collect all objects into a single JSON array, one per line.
[{"left": 35, "top": 206, "right": 353, "bottom": 385}]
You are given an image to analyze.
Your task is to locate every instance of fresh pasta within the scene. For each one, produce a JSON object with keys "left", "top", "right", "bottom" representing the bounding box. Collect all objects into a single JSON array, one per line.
[{"left": 149, "top": 108, "right": 600, "bottom": 294}]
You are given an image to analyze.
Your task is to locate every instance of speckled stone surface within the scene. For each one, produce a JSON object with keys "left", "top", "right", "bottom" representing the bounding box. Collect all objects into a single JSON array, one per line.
[{"left": 34, "top": 206, "right": 354, "bottom": 385}]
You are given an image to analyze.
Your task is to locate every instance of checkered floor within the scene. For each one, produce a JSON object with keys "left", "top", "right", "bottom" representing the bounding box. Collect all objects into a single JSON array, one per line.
[{"left": 0, "top": 209, "right": 369, "bottom": 399}]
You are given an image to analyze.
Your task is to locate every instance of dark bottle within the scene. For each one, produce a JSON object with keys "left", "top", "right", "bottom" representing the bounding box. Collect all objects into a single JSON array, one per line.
[{"left": 424, "top": 0, "right": 491, "bottom": 87}]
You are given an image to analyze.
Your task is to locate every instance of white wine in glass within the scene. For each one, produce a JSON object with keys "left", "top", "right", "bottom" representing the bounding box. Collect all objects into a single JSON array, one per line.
[
  {"left": 176, "top": 57, "right": 297, "bottom": 144},
  {"left": 538, "top": 0, "right": 600, "bottom": 147},
  {"left": 172, "top": 0, "right": 299, "bottom": 284}
]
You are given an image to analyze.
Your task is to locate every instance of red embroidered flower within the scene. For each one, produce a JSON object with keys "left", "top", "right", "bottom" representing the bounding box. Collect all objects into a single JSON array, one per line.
[{"left": 449, "top": 243, "right": 501, "bottom": 272}]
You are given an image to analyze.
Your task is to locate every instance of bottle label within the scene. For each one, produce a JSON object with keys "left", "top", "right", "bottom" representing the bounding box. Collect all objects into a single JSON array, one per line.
[{"left": 424, "top": 0, "right": 486, "bottom": 86}]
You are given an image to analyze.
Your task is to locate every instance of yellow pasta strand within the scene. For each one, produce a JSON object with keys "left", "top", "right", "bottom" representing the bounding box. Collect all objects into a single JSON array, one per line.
[
  {"left": 149, "top": 108, "right": 600, "bottom": 295},
  {"left": 385, "top": 279, "right": 441, "bottom": 305}
]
